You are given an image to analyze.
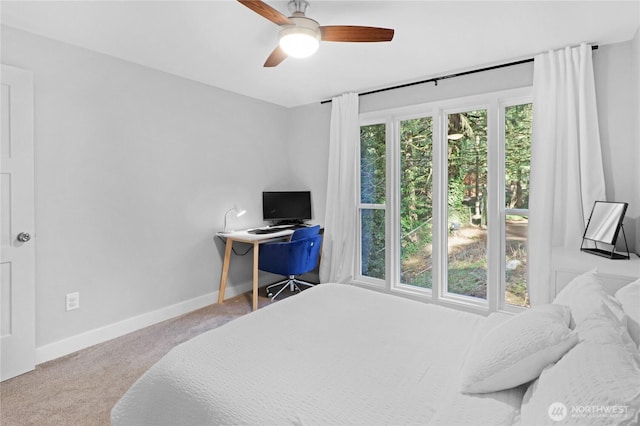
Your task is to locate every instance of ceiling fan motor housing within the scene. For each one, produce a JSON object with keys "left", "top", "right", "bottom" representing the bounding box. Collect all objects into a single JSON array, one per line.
[{"left": 288, "top": 0, "right": 310, "bottom": 16}]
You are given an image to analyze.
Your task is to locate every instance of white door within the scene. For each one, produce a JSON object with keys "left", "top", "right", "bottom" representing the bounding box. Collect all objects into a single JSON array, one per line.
[{"left": 1, "top": 65, "right": 35, "bottom": 381}]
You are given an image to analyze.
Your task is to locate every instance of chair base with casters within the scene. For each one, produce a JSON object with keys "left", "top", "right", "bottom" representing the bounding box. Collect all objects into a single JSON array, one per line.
[
  {"left": 266, "top": 276, "right": 316, "bottom": 301},
  {"left": 259, "top": 225, "right": 323, "bottom": 302}
]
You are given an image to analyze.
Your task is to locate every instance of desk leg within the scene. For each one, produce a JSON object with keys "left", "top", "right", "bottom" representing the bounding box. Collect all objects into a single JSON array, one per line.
[
  {"left": 218, "top": 238, "right": 233, "bottom": 304},
  {"left": 252, "top": 242, "right": 259, "bottom": 311}
]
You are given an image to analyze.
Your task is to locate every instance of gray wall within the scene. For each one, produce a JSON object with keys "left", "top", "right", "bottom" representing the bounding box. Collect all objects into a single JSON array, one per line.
[
  {"left": 2, "top": 26, "right": 290, "bottom": 348},
  {"left": 594, "top": 36, "right": 640, "bottom": 251},
  {"left": 285, "top": 102, "right": 332, "bottom": 225},
  {"left": 636, "top": 28, "right": 640, "bottom": 254},
  {"left": 636, "top": 28, "right": 640, "bottom": 197},
  {"left": 626, "top": 27, "right": 639, "bottom": 255},
  {"left": 359, "top": 61, "right": 534, "bottom": 113}
]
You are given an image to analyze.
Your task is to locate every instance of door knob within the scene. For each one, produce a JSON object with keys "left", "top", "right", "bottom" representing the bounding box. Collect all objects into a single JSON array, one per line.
[{"left": 17, "top": 232, "right": 31, "bottom": 243}]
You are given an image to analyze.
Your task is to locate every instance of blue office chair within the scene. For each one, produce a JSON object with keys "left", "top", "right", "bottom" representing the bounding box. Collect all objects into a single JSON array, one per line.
[{"left": 259, "top": 225, "right": 322, "bottom": 301}]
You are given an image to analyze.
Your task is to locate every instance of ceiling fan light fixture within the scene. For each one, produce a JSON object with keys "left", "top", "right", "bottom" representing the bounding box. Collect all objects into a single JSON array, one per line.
[
  {"left": 279, "top": 25, "right": 320, "bottom": 58},
  {"left": 237, "top": 0, "right": 395, "bottom": 67}
]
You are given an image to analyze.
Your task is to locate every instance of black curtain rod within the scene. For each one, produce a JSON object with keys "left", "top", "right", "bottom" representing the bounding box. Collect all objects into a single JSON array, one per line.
[{"left": 320, "top": 45, "right": 599, "bottom": 104}]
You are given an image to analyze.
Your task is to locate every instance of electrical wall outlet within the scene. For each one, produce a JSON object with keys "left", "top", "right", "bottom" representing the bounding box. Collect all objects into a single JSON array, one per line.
[{"left": 66, "top": 292, "right": 79, "bottom": 311}]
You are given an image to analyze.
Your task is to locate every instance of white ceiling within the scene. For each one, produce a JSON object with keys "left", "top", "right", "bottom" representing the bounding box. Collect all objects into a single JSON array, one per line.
[{"left": 2, "top": 1, "right": 639, "bottom": 108}]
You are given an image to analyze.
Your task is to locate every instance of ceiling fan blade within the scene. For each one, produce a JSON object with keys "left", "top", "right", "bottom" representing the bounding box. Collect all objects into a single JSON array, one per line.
[
  {"left": 264, "top": 46, "right": 288, "bottom": 67},
  {"left": 320, "top": 26, "right": 395, "bottom": 42},
  {"left": 237, "top": 0, "right": 292, "bottom": 26}
]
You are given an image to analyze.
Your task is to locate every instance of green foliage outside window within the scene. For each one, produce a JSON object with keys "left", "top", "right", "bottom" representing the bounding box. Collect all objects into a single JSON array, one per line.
[
  {"left": 360, "top": 124, "right": 386, "bottom": 279},
  {"left": 446, "top": 110, "right": 488, "bottom": 299},
  {"left": 400, "top": 117, "right": 433, "bottom": 286},
  {"left": 360, "top": 124, "right": 386, "bottom": 204},
  {"left": 505, "top": 104, "right": 532, "bottom": 210},
  {"left": 504, "top": 104, "right": 532, "bottom": 307}
]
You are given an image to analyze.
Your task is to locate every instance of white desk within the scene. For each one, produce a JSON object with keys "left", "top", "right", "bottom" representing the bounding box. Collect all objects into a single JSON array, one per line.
[{"left": 216, "top": 228, "right": 295, "bottom": 311}]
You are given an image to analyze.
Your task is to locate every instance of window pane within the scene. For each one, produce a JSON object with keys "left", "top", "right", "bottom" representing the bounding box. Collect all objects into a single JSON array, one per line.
[
  {"left": 505, "top": 104, "right": 532, "bottom": 209},
  {"left": 360, "top": 124, "right": 386, "bottom": 204},
  {"left": 361, "top": 209, "right": 385, "bottom": 279},
  {"left": 505, "top": 103, "right": 531, "bottom": 307},
  {"left": 447, "top": 110, "right": 488, "bottom": 300},
  {"left": 400, "top": 117, "right": 433, "bottom": 288},
  {"left": 506, "top": 215, "right": 529, "bottom": 307}
]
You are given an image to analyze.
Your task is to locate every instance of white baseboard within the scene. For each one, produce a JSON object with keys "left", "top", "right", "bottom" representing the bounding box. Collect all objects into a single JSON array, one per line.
[{"left": 35, "top": 282, "right": 253, "bottom": 364}]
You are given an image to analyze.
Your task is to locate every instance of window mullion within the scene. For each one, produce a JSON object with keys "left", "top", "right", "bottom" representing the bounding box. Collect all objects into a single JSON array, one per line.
[
  {"left": 386, "top": 118, "right": 399, "bottom": 291},
  {"left": 487, "top": 100, "right": 503, "bottom": 313},
  {"left": 431, "top": 109, "right": 446, "bottom": 302}
]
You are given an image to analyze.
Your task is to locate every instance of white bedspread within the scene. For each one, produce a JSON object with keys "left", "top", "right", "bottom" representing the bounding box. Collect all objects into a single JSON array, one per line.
[{"left": 111, "top": 284, "right": 525, "bottom": 425}]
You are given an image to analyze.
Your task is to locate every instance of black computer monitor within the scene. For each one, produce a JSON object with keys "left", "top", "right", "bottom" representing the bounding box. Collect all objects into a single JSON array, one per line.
[{"left": 262, "top": 191, "right": 312, "bottom": 225}]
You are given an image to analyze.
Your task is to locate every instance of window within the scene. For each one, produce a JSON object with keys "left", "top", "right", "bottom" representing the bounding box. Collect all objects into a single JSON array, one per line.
[
  {"left": 503, "top": 103, "right": 532, "bottom": 308},
  {"left": 356, "top": 88, "right": 532, "bottom": 313},
  {"left": 359, "top": 123, "right": 386, "bottom": 281},
  {"left": 400, "top": 117, "right": 433, "bottom": 288},
  {"left": 446, "top": 109, "right": 488, "bottom": 301}
]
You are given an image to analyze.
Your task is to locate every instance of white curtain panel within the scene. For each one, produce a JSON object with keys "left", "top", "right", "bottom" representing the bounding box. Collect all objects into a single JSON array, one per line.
[
  {"left": 319, "top": 93, "right": 359, "bottom": 283},
  {"left": 528, "top": 43, "right": 606, "bottom": 305}
]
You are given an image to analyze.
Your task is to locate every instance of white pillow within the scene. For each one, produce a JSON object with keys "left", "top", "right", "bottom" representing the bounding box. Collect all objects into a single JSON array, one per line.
[
  {"left": 520, "top": 342, "right": 640, "bottom": 425},
  {"left": 615, "top": 279, "right": 640, "bottom": 347},
  {"left": 554, "top": 269, "right": 602, "bottom": 301},
  {"left": 521, "top": 299, "right": 640, "bottom": 426},
  {"left": 460, "top": 304, "right": 578, "bottom": 394},
  {"left": 553, "top": 269, "right": 626, "bottom": 328},
  {"left": 575, "top": 300, "right": 637, "bottom": 351}
]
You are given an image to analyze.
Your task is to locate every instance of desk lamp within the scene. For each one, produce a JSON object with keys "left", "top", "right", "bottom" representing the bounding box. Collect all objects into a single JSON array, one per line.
[{"left": 221, "top": 206, "right": 246, "bottom": 233}]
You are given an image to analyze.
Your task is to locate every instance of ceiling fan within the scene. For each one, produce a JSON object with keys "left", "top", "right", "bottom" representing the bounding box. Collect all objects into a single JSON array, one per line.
[{"left": 237, "top": 0, "right": 395, "bottom": 67}]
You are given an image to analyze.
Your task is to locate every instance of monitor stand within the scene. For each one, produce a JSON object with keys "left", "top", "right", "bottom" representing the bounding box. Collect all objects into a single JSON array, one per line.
[{"left": 270, "top": 219, "right": 307, "bottom": 227}]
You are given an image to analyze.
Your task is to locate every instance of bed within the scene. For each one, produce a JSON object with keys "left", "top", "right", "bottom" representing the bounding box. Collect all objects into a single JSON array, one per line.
[{"left": 111, "top": 271, "right": 640, "bottom": 426}]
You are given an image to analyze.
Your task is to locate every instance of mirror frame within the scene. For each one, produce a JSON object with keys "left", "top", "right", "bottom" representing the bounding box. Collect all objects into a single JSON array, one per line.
[{"left": 581, "top": 201, "right": 629, "bottom": 259}]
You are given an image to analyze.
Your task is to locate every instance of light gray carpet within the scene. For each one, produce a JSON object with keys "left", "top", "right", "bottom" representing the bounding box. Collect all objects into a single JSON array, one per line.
[{"left": 0, "top": 289, "right": 284, "bottom": 426}]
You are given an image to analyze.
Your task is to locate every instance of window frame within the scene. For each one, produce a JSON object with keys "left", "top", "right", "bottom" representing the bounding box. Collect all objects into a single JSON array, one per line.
[
  {"left": 356, "top": 117, "right": 390, "bottom": 288},
  {"left": 355, "top": 87, "right": 532, "bottom": 314},
  {"left": 499, "top": 96, "right": 533, "bottom": 313},
  {"left": 394, "top": 113, "right": 437, "bottom": 296},
  {"left": 439, "top": 102, "right": 494, "bottom": 311}
]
